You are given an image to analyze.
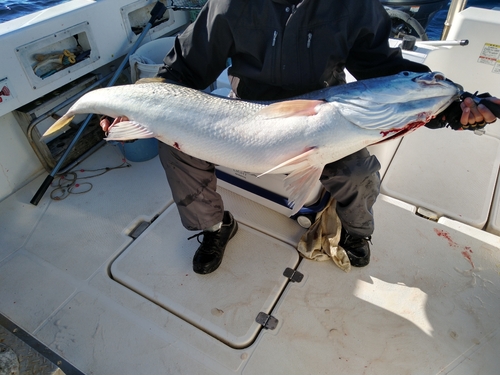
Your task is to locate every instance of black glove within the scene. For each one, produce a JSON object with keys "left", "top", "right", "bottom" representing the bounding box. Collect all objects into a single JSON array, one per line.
[
  {"left": 426, "top": 92, "right": 498, "bottom": 131},
  {"left": 425, "top": 100, "right": 464, "bottom": 130}
]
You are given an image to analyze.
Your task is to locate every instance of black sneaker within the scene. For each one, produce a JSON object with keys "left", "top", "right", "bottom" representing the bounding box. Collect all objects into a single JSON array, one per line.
[
  {"left": 189, "top": 211, "right": 238, "bottom": 274},
  {"left": 339, "top": 228, "right": 371, "bottom": 267}
]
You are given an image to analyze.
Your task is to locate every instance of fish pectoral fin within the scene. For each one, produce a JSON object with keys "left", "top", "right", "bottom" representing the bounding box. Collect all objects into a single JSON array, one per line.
[
  {"left": 257, "top": 100, "right": 325, "bottom": 119},
  {"left": 258, "top": 147, "right": 318, "bottom": 177},
  {"left": 285, "top": 165, "right": 324, "bottom": 216},
  {"left": 105, "top": 121, "right": 155, "bottom": 141}
]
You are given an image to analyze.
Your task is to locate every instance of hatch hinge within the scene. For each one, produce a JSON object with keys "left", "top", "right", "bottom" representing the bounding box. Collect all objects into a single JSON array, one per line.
[
  {"left": 283, "top": 267, "right": 304, "bottom": 283},
  {"left": 129, "top": 220, "right": 151, "bottom": 239},
  {"left": 256, "top": 312, "right": 279, "bottom": 330},
  {"left": 415, "top": 207, "right": 439, "bottom": 222}
]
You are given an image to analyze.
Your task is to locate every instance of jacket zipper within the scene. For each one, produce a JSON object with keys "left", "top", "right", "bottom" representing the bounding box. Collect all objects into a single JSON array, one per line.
[
  {"left": 305, "top": 32, "right": 313, "bottom": 86},
  {"left": 272, "top": 30, "right": 278, "bottom": 47},
  {"left": 271, "top": 30, "right": 278, "bottom": 84},
  {"left": 307, "top": 32, "right": 312, "bottom": 49},
  {"left": 274, "top": 5, "right": 298, "bottom": 86}
]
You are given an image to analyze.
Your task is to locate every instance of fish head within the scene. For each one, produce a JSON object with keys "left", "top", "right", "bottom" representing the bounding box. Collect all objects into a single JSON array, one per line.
[
  {"left": 407, "top": 71, "right": 461, "bottom": 112},
  {"left": 328, "top": 71, "right": 461, "bottom": 132},
  {"left": 379, "top": 70, "right": 461, "bottom": 120},
  {"left": 336, "top": 71, "right": 460, "bottom": 110}
]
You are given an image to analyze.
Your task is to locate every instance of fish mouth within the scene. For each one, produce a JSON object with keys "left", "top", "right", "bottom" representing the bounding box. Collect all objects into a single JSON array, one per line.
[
  {"left": 413, "top": 71, "right": 462, "bottom": 103},
  {"left": 412, "top": 71, "right": 447, "bottom": 85}
]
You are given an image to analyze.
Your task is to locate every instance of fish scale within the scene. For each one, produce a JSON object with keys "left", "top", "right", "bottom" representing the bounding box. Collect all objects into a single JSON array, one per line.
[{"left": 42, "top": 72, "right": 459, "bottom": 213}]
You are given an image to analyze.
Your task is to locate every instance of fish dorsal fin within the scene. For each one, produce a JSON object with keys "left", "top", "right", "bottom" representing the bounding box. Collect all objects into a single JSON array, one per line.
[
  {"left": 105, "top": 121, "right": 155, "bottom": 141},
  {"left": 135, "top": 77, "right": 168, "bottom": 85},
  {"left": 257, "top": 100, "right": 325, "bottom": 119},
  {"left": 258, "top": 148, "right": 324, "bottom": 215}
]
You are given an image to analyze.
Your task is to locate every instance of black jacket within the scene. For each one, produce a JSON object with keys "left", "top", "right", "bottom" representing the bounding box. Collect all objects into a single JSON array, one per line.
[
  {"left": 160, "top": 0, "right": 430, "bottom": 100},
  {"left": 159, "top": 0, "right": 463, "bottom": 128}
]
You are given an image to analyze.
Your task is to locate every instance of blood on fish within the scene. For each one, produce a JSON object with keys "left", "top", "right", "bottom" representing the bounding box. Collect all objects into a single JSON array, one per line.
[
  {"left": 379, "top": 121, "right": 425, "bottom": 138},
  {"left": 173, "top": 142, "right": 181, "bottom": 150},
  {"left": 378, "top": 114, "right": 432, "bottom": 141}
]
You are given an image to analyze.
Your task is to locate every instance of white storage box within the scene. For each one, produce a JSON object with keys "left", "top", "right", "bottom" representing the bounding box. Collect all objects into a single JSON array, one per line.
[{"left": 216, "top": 166, "right": 327, "bottom": 218}]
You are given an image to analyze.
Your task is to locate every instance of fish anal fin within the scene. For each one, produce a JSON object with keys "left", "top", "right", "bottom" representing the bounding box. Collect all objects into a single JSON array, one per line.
[
  {"left": 105, "top": 121, "right": 155, "bottom": 141},
  {"left": 285, "top": 165, "right": 324, "bottom": 215},
  {"left": 258, "top": 100, "right": 325, "bottom": 119},
  {"left": 258, "top": 147, "right": 318, "bottom": 177},
  {"left": 257, "top": 147, "right": 323, "bottom": 215}
]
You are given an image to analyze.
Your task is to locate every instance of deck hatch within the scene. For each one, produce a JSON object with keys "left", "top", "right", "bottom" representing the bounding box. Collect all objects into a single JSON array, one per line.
[
  {"left": 381, "top": 128, "right": 500, "bottom": 228},
  {"left": 110, "top": 205, "right": 300, "bottom": 348}
]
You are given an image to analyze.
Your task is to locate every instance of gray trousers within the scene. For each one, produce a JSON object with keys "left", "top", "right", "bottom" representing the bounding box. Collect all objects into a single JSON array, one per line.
[{"left": 159, "top": 142, "right": 380, "bottom": 236}]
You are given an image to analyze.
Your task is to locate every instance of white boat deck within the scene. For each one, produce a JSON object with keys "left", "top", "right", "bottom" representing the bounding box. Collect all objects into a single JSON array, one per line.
[{"left": 1, "top": 132, "right": 500, "bottom": 374}]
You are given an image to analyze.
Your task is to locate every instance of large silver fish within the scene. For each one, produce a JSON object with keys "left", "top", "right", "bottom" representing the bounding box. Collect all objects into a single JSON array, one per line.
[{"left": 42, "top": 71, "right": 459, "bottom": 214}]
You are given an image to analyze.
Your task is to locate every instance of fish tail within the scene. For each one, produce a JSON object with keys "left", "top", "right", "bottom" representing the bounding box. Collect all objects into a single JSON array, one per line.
[{"left": 41, "top": 114, "right": 76, "bottom": 141}]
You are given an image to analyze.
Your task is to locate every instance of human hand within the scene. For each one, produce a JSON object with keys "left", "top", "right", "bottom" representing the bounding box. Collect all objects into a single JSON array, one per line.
[
  {"left": 460, "top": 96, "right": 500, "bottom": 129},
  {"left": 99, "top": 116, "right": 129, "bottom": 133}
]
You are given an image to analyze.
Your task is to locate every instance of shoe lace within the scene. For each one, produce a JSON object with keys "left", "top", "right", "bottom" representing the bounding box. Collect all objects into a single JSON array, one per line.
[
  {"left": 187, "top": 231, "right": 204, "bottom": 243},
  {"left": 187, "top": 230, "right": 221, "bottom": 254}
]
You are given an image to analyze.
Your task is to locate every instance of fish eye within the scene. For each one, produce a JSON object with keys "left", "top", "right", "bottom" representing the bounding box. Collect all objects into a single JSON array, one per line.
[{"left": 433, "top": 72, "right": 446, "bottom": 81}]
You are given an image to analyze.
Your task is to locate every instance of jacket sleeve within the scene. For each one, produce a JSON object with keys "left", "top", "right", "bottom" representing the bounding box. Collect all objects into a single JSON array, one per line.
[
  {"left": 345, "top": 0, "right": 430, "bottom": 80},
  {"left": 157, "top": 0, "right": 235, "bottom": 89}
]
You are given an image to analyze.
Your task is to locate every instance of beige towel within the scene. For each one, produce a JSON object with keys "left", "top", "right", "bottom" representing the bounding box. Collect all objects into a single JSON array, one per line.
[{"left": 297, "top": 198, "right": 351, "bottom": 272}]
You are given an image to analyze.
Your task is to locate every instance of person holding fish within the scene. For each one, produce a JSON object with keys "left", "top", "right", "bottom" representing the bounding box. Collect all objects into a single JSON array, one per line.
[{"left": 101, "top": 0, "right": 499, "bottom": 274}]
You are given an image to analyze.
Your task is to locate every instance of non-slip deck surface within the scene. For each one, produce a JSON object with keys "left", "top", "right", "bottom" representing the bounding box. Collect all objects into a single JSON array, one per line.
[{"left": 0, "top": 144, "right": 499, "bottom": 374}]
